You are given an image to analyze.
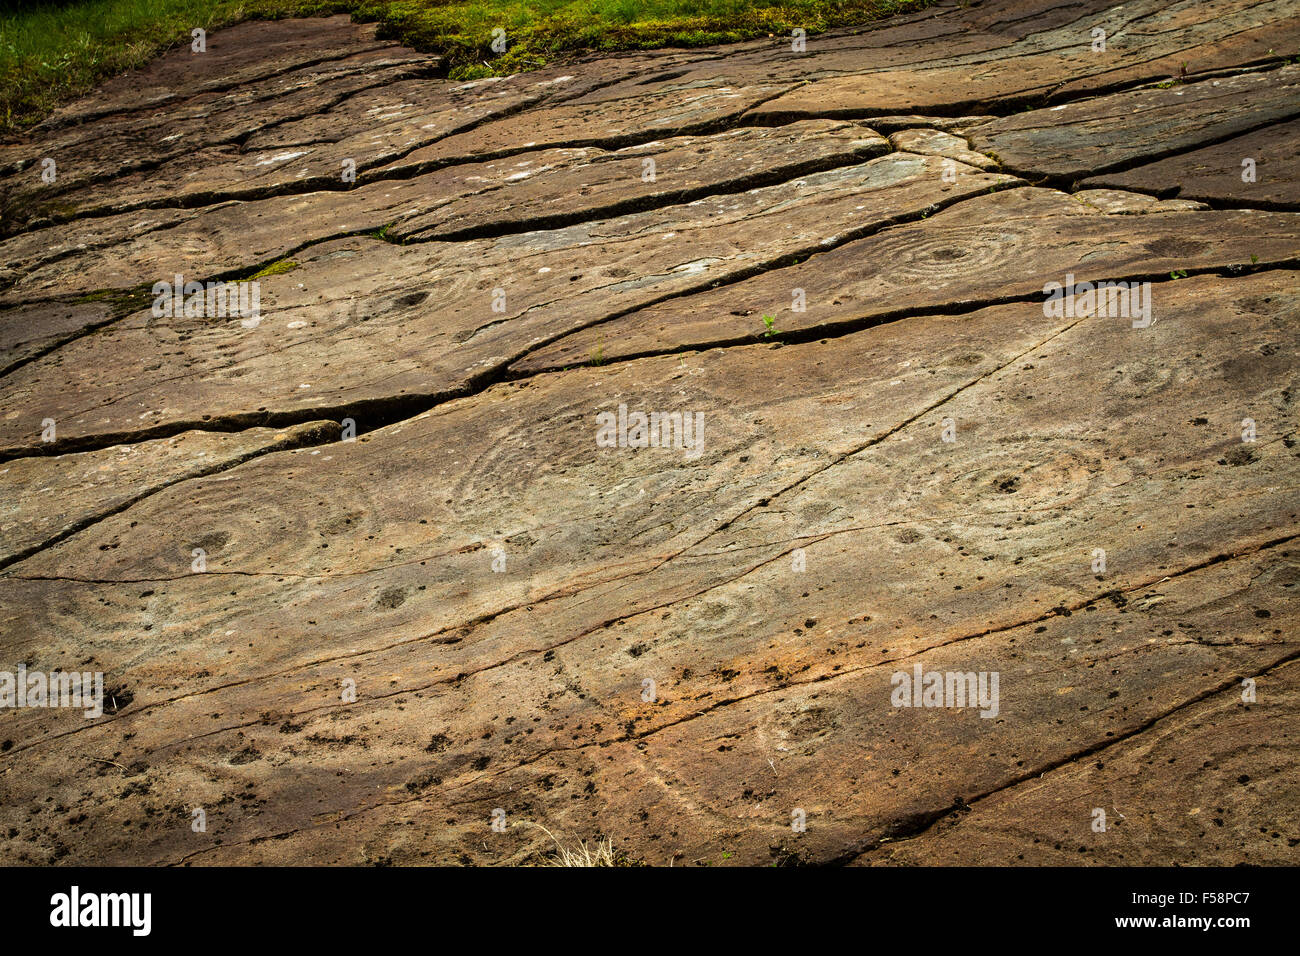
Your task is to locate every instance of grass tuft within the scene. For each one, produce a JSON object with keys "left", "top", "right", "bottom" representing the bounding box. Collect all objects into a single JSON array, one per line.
[{"left": 515, "top": 820, "right": 635, "bottom": 866}]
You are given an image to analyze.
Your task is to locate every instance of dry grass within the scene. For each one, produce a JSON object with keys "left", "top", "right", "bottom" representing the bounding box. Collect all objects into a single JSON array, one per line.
[{"left": 515, "top": 821, "right": 623, "bottom": 866}]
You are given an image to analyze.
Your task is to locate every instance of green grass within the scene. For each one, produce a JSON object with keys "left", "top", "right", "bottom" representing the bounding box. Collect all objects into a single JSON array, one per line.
[
  {"left": 0, "top": 0, "right": 930, "bottom": 133},
  {"left": 249, "top": 258, "right": 299, "bottom": 278}
]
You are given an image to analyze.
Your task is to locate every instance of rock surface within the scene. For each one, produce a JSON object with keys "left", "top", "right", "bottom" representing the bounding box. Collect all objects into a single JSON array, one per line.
[
  {"left": 1080, "top": 119, "right": 1300, "bottom": 207},
  {"left": 0, "top": 119, "right": 890, "bottom": 302},
  {"left": 0, "top": 421, "right": 338, "bottom": 568},
  {"left": 967, "top": 65, "right": 1300, "bottom": 181},
  {"left": 0, "top": 1, "right": 1296, "bottom": 867}
]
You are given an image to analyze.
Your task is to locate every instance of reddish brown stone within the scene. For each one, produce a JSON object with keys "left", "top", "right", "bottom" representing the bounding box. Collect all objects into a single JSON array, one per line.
[
  {"left": 0, "top": 3, "right": 1295, "bottom": 868},
  {"left": 1081, "top": 118, "right": 1300, "bottom": 207}
]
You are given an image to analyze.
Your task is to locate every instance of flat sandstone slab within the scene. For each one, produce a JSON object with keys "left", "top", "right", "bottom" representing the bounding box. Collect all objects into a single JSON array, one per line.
[
  {"left": 967, "top": 66, "right": 1300, "bottom": 181},
  {"left": 0, "top": 121, "right": 889, "bottom": 303},
  {"left": 0, "top": 270, "right": 1294, "bottom": 863},
  {"left": 1080, "top": 119, "right": 1300, "bottom": 207},
  {"left": 748, "top": 0, "right": 1300, "bottom": 120},
  {"left": 0, "top": 1, "right": 1297, "bottom": 867},
  {"left": 853, "top": 655, "right": 1300, "bottom": 866},
  {"left": 515, "top": 188, "right": 1297, "bottom": 372},
  {"left": 0, "top": 153, "right": 1014, "bottom": 457},
  {"left": 0, "top": 421, "right": 337, "bottom": 569}
]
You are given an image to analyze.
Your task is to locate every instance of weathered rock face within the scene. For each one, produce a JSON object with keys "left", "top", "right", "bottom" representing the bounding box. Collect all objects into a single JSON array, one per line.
[
  {"left": 887, "top": 128, "right": 998, "bottom": 170},
  {"left": 967, "top": 65, "right": 1300, "bottom": 182},
  {"left": 0, "top": 120, "right": 890, "bottom": 302},
  {"left": 0, "top": 20, "right": 435, "bottom": 230},
  {"left": 0, "top": 152, "right": 1016, "bottom": 457},
  {"left": 745, "top": 0, "right": 1300, "bottom": 120},
  {"left": 1080, "top": 119, "right": 1300, "bottom": 207},
  {"left": 0, "top": 3, "right": 1297, "bottom": 868},
  {"left": 513, "top": 189, "right": 1297, "bottom": 371},
  {"left": 0, "top": 299, "right": 114, "bottom": 374},
  {"left": 0, "top": 421, "right": 338, "bottom": 569}
]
